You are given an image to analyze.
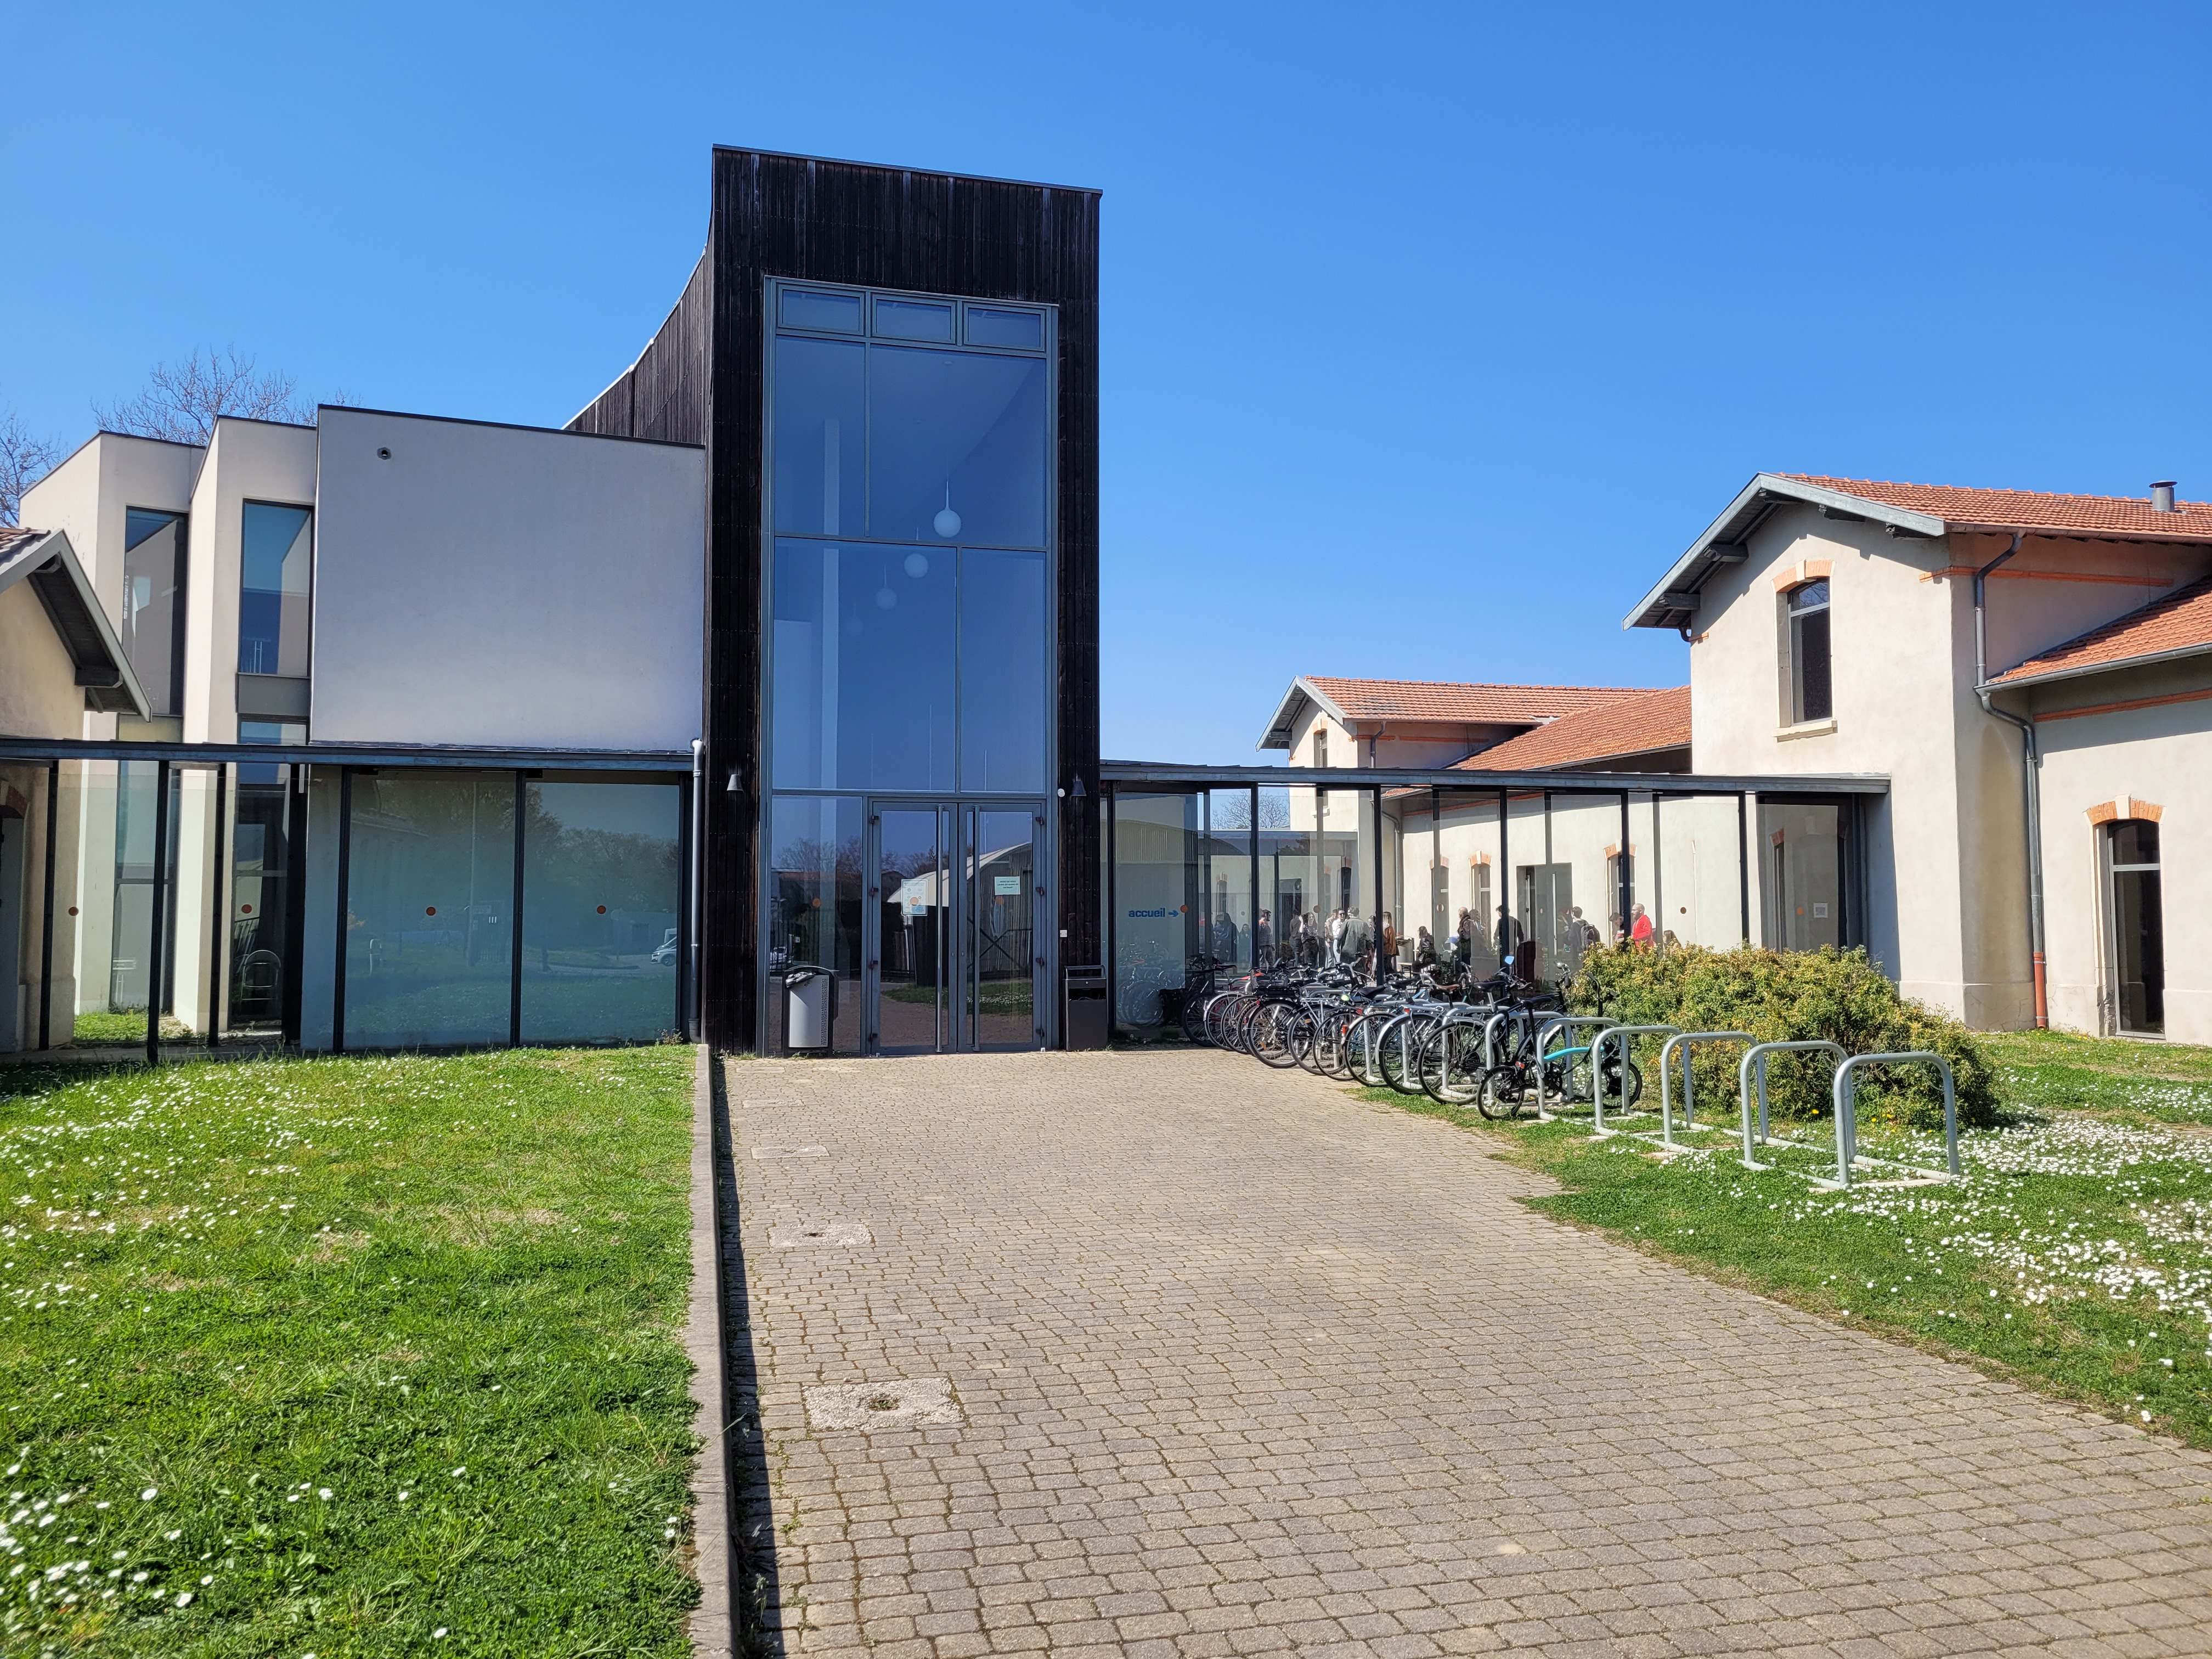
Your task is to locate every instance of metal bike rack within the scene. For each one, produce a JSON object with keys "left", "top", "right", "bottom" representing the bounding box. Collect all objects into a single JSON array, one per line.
[
  {"left": 1735, "top": 1040, "right": 1847, "bottom": 1172},
  {"left": 1531, "top": 1015, "right": 1620, "bottom": 1121},
  {"left": 1655, "top": 1031, "right": 1755, "bottom": 1149},
  {"left": 1425, "top": 1000, "right": 1499, "bottom": 1101},
  {"left": 1587, "top": 1024, "right": 1680, "bottom": 1137},
  {"left": 1832, "top": 1051, "right": 1959, "bottom": 1188}
]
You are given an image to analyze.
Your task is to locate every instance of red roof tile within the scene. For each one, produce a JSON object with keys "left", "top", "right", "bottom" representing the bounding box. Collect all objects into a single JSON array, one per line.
[
  {"left": 1302, "top": 677, "right": 1629, "bottom": 725},
  {"left": 1786, "top": 476, "right": 2212, "bottom": 540},
  {"left": 0, "top": 525, "right": 41, "bottom": 557},
  {"left": 1991, "top": 576, "right": 2212, "bottom": 685},
  {"left": 1454, "top": 686, "right": 1691, "bottom": 771}
]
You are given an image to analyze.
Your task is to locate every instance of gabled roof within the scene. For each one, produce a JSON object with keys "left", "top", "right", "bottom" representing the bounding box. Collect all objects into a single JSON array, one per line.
[
  {"left": 1989, "top": 575, "right": 2212, "bottom": 689},
  {"left": 1627, "top": 472, "right": 2212, "bottom": 631},
  {"left": 1454, "top": 686, "right": 1691, "bottom": 771},
  {"left": 1257, "top": 676, "right": 1628, "bottom": 749},
  {"left": 0, "top": 527, "right": 150, "bottom": 718}
]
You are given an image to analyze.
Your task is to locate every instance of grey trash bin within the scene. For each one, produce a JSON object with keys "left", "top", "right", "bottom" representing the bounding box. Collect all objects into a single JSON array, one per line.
[
  {"left": 782, "top": 964, "right": 836, "bottom": 1056},
  {"left": 1064, "top": 966, "right": 1109, "bottom": 1051}
]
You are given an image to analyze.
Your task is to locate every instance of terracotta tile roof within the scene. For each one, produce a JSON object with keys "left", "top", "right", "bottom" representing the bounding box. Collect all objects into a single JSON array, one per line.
[
  {"left": 1303, "top": 677, "right": 1630, "bottom": 725},
  {"left": 1454, "top": 686, "right": 1691, "bottom": 771},
  {"left": 1991, "top": 576, "right": 2212, "bottom": 685},
  {"left": 0, "top": 525, "right": 41, "bottom": 557},
  {"left": 1785, "top": 475, "right": 2212, "bottom": 540}
]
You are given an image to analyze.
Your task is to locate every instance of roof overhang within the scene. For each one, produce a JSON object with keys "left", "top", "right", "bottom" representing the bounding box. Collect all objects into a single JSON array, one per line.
[
  {"left": 0, "top": 528, "right": 149, "bottom": 718},
  {"left": 1103, "top": 760, "right": 1889, "bottom": 795},
  {"left": 1624, "top": 473, "right": 1944, "bottom": 631},
  {"left": 1256, "top": 676, "right": 1347, "bottom": 750},
  {"left": 1984, "top": 639, "right": 2212, "bottom": 694}
]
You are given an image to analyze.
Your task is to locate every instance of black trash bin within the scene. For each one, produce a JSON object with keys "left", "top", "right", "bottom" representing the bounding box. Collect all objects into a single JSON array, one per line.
[
  {"left": 781, "top": 964, "right": 836, "bottom": 1056},
  {"left": 1064, "top": 965, "right": 1109, "bottom": 1050}
]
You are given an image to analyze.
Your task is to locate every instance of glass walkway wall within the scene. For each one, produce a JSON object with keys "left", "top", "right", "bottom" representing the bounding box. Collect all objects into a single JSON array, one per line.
[{"left": 1103, "top": 768, "right": 1875, "bottom": 1040}]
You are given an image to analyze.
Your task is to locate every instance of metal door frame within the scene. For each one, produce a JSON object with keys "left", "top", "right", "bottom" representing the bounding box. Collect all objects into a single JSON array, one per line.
[
  {"left": 865, "top": 801, "right": 951, "bottom": 1055},
  {"left": 962, "top": 801, "right": 1047, "bottom": 1052}
]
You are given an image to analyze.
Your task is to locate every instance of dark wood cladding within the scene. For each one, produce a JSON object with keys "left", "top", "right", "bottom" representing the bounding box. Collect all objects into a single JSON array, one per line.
[{"left": 570, "top": 148, "right": 1101, "bottom": 1048}]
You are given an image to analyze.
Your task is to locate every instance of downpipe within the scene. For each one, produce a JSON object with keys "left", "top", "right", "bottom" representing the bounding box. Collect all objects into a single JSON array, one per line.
[{"left": 1973, "top": 535, "right": 2048, "bottom": 1028}]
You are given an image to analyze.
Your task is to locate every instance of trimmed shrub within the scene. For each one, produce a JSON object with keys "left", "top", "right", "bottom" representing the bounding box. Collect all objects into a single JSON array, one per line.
[{"left": 1566, "top": 943, "right": 1999, "bottom": 1131}]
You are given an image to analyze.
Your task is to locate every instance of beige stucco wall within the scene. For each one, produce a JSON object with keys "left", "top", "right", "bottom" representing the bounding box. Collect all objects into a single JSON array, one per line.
[
  {"left": 2015, "top": 658, "right": 2212, "bottom": 1045},
  {"left": 20, "top": 433, "right": 202, "bottom": 635},
  {"left": 0, "top": 582, "right": 85, "bottom": 740},
  {"left": 182, "top": 419, "right": 318, "bottom": 743},
  {"left": 1680, "top": 501, "right": 2211, "bottom": 1028}
]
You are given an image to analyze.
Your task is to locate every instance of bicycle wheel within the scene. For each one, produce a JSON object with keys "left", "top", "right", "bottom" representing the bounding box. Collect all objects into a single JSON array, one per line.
[
  {"left": 1249, "top": 1000, "right": 1302, "bottom": 1068},
  {"left": 1205, "top": 993, "right": 1247, "bottom": 1051},
  {"left": 1384, "top": 1015, "right": 1440, "bottom": 1094},
  {"left": 1290, "top": 1008, "right": 1327, "bottom": 1073},
  {"left": 1421, "top": 1024, "right": 1484, "bottom": 1105},
  {"left": 1342, "top": 1014, "right": 1388, "bottom": 1085},
  {"left": 1477, "top": 1069, "right": 1525, "bottom": 1121},
  {"left": 1179, "top": 985, "right": 1212, "bottom": 1046}
]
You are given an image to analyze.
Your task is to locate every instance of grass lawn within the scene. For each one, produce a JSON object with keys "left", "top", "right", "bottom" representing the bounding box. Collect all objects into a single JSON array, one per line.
[
  {"left": 1356, "top": 1030, "right": 2212, "bottom": 1449},
  {"left": 0, "top": 1046, "right": 702, "bottom": 1656}
]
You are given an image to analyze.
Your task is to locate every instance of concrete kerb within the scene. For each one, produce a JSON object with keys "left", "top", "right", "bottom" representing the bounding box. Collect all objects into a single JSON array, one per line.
[{"left": 682, "top": 1043, "right": 735, "bottom": 1659}]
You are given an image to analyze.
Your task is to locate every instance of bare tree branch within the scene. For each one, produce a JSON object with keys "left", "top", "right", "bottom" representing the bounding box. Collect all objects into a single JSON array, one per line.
[
  {"left": 93, "top": 348, "right": 317, "bottom": 446},
  {"left": 0, "top": 409, "right": 60, "bottom": 528}
]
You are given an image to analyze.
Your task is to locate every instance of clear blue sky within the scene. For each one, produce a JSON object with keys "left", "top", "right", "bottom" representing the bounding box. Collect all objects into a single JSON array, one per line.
[{"left": 6, "top": 2, "right": 2207, "bottom": 764}]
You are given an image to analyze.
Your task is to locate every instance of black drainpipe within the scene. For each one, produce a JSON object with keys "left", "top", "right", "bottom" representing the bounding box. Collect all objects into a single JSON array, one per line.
[{"left": 1973, "top": 533, "right": 2047, "bottom": 1028}]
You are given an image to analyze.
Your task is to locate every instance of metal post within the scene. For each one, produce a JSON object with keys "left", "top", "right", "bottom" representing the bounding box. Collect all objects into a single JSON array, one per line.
[
  {"left": 1651, "top": 792, "right": 1665, "bottom": 952},
  {"left": 1616, "top": 791, "right": 1630, "bottom": 947},
  {"left": 147, "top": 759, "right": 171, "bottom": 1066},
  {"left": 1248, "top": 785, "right": 1260, "bottom": 968},
  {"left": 332, "top": 769, "right": 353, "bottom": 1052},
  {"left": 1738, "top": 793, "right": 1752, "bottom": 945},
  {"left": 1497, "top": 788, "right": 1509, "bottom": 973},
  {"left": 509, "top": 772, "right": 527, "bottom": 1047},
  {"left": 38, "top": 758, "right": 57, "bottom": 1050},
  {"left": 1590, "top": 1023, "right": 1679, "bottom": 1135},
  {"left": 1369, "top": 786, "right": 1382, "bottom": 978},
  {"left": 1736, "top": 1040, "right": 1848, "bottom": 1175},
  {"left": 687, "top": 739, "right": 703, "bottom": 1041},
  {"left": 1105, "top": 785, "right": 1117, "bottom": 1035},
  {"left": 209, "top": 764, "right": 228, "bottom": 1043},
  {"left": 1657, "top": 1030, "right": 1755, "bottom": 1147}
]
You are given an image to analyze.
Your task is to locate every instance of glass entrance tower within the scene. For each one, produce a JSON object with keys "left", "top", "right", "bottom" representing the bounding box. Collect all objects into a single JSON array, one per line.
[{"left": 568, "top": 149, "right": 1101, "bottom": 1051}]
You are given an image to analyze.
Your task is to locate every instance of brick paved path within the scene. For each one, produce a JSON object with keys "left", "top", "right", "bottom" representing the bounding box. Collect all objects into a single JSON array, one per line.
[{"left": 727, "top": 1049, "right": 2212, "bottom": 1657}]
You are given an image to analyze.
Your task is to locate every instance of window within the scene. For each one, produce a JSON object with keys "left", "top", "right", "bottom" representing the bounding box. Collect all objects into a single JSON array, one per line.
[
  {"left": 239, "top": 503, "right": 313, "bottom": 676},
  {"left": 521, "top": 781, "right": 681, "bottom": 1043},
  {"left": 1787, "top": 579, "right": 1832, "bottom": 724},
  {"left": 765, "top": 280, "right": 1053, "bottom": 798},
  {"left": 1313, "top": 731, "right": 1328, "bottom": 769},
  {"left": 2104, "top": 820, "right": 2164, "bottom": 1035},
  {"left": 1761, "top": 802, "right": 1846, "bottom": 950},
  {"left": 122, "top": 509, "right": 187, "bottom": 716}
]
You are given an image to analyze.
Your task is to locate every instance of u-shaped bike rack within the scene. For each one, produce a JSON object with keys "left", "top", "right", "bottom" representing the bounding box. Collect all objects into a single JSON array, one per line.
[
  {"left": 1531, "top": 1015, "right": 1620, "bottom": 1121},
  {"left": 1656, "top": 1031, "right": 1754, "bottom": 1149},
  {"left": 1588, "top": 1024, "right": 1679, "bottom": 1137},
  {"left": 1734, "top": 1042, "right": 1959, "bottom": 1188}
]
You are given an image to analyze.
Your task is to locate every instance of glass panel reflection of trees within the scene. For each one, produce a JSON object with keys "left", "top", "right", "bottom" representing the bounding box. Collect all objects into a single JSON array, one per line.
[
  {"left": 520, "top": 782, "right": 680, "bottom": 1043},
  {"left": 344, "top": 774, "right": 515, "bottom": 1048}
]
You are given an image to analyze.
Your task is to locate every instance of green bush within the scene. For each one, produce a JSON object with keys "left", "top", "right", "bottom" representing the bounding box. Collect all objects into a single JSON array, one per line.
[{"left": 1566, "top": 943, "right": 1999, "bottom": 1131}]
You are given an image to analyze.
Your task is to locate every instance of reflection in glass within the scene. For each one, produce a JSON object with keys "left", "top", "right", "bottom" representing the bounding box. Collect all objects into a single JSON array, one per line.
[
  {"left": 1110, "top": 792, "right": 1197, "bottom": 1029},
  {"left": 239, "top": 503, "right": 313, "bottom": 676},
  {"left": 780, "top": 288, "right": 862, "bottom": 332},
  {"left": 771, "top": 540, "right": 954, "bottom": 792},
  {"left": 873, "top": 298, "right": 955, "bottom": 342},
  {"left": 227, "top": 769, "right": 294, "bottom": 1035},
  {"left": 1760, "top": 802, "right": 1843, "bottom": 951},
  {"left": 122, "top": 509, "right": 186, "bottom": 715},
  {"left": 520, "top": 782, "right": 680, "bottom": 1043},
  {"left": 873, "top": 808, "right": 947, "bottom": 1053},
  {"left": 1200, "top": 790, "right": 1255, "bottom": 973},
  {"left": 767, "top": 795, "right": 863, "bottom": 1054},
  {"left": 772, "top": 337, "right": 866, "bottom": 536},
  {"left": 966, "top": 306, "right": 1043, "bottom": 349},
  {"left": 343, "top": 772, "right": 514, "bottom": 1048},
  {"left": 869, "top": 346, "right": 1047, "bottom": 547},
  {"left": 1789, "top": 579, "right": 1832, "bottom": 723},
  {"left": 958, "top": 550, "right": 1047, "bottom": 792},
  {"left": 969, "top": 808, "right": 1036, "bottom": 1049}
]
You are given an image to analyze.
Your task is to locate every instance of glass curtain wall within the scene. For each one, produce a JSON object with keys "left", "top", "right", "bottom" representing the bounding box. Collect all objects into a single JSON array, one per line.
[
  {"left": 1760, "top": 800, "right": 1847, "bottom": 951},
  {"left": 520, "top": 781, "right": 681, "bottom": 1043},
  {"left": 343, "top": 772, "right": 515, "bottom": 1048},
  {"left": 765, "top": 795, "right": 864, "bottom": 1053}
]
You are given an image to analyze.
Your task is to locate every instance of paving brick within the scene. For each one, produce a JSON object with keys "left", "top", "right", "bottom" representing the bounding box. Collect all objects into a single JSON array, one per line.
[{"left": 727, "top": 1051, "right": 2212, "bottom": 1655}]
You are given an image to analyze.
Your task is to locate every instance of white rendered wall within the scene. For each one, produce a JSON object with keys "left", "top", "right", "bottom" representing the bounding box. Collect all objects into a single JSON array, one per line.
[
  {"left": 0, "top": 584, "right": 85, "bottom": 739},
  {"left": 182, "top": 420, "right": 318, "bottom": 743},
  {"left": 20, "top": 433, "right": 201, "bottom": 639},
  {"left": 311, "top": 409, "right": 706, "bottom": 751}
]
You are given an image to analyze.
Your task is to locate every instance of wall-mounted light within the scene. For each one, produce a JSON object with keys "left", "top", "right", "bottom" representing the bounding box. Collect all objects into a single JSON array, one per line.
[
  {"left": 1069, "top": 775, "right": 1087, "bottom": 800},
  {"left": 726, "top": 766, "right": 744, "bottom": 794}
]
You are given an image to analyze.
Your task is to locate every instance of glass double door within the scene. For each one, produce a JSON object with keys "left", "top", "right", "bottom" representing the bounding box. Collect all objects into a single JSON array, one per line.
[{"left": 866, "top": 802, "right": 1042, "bottom": 1053}]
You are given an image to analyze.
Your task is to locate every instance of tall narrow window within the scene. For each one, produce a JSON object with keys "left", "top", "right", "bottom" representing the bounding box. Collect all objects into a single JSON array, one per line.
[
  {"left": 1313, "top": 731, "right": 1328, "bottom": 769},
  {"left": 239, "top": 503, "right": 313, "bottom": 677},
  {"left": 122, "top": 509, "right": 187, "bottom": 717},
  {"left": 1788, "top": 579, "right": 1832, "bottom": 723},
  {"left": 2105, "top": 820, "right": 2164, "bottom": 1035}
]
